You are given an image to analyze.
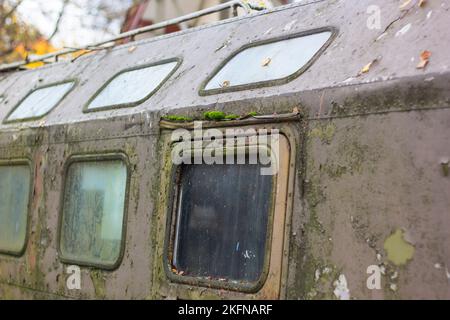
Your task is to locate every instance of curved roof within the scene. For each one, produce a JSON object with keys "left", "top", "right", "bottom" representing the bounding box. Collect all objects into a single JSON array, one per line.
[{"left": 0, "top": 0, "right": 449, "bottom": 132}]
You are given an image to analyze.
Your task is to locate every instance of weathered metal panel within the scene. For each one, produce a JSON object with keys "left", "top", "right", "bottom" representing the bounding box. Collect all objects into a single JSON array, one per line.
[{"left": 0, "top": 0, "right": 449, "bottom": 299}]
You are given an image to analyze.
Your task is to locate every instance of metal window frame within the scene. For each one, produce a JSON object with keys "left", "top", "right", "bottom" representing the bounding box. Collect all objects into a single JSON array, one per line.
[
  {"left": 162, "top": 130, "right": 292, "bottom": 294},
  {"left": 3, "top": 80, "right": 77, "bottom": 124},
  {"left": 199, "top": 26, "right": 337, "bottom": 96},
  {"left": 57, "top": 152, "right": 131, "bottom": 270},
  {"left": 0, "top": 159, "right": 33, "bottom": 257},
  {"left": 83, "top": 58, "right": 182, "bottom": 113}
]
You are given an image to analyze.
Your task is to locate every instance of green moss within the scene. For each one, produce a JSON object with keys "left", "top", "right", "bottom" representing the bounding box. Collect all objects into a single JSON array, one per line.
[
  {"left": 247, "top": 111, "right": 259, "bottom": 117},
  {"left": 162, "top": 115, "right": 193, "bottom": 122},
  {"left": 309, "top": 123, "right": 336, "bottom": 145},
  {"left": 224, "top": 114, "right": 239, "bottom": 120},
  {"left": 203, "top": 111, "right": 226, "bottom": 121},
  {"left": 90, "top": 270, "right": 106, "bottom": 299}
]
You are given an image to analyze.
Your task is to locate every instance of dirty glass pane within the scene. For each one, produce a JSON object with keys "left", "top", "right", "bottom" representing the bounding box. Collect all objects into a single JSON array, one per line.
[
  {"left": 87, "top": 61, "right": 178, "bottom": 110},
  {"left": 173, "top": 163, "right": 273, "bottom": 282},
  {"left": 204, "top": 31, "right": 332, "bottom": 90},
  {"left": 60, "top": 160, "right": 127, "bottom": 267},
  {"left": 0, "top": 165, "right": 30, "bottom": 254},
  {"left": 6, "top": 82, "right": 74, "bottom": 122}
]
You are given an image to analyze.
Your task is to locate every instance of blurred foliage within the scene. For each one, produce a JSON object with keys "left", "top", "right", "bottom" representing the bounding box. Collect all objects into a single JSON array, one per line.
[{"left": 0, "top": 1, "right": 55, "bottom": 67}]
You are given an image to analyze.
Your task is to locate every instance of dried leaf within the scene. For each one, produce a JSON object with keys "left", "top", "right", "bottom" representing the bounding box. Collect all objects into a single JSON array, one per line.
[
  {"left": 128, "top": 46, "right": 137, "bottom": 53},
  {"left": 418, "top": 0, "right": 427, "bottom": 7},
  {"left": 292, "top": 106, "right": 300, "bottom": 114},
  {"left": 261, "top": 57, "right": 272, "bottom": 67},
  {"left": 360, "top": 59, "right": 377, "bottom": 74},
  {"left": 221, "top": 80, "right": 230, "bottom": 88},
  {"left": 417, "top": 50, "right": 431, "bottom": 69},
  {"left": 399, "top": 0, "right": 412, "bottom": 9}
]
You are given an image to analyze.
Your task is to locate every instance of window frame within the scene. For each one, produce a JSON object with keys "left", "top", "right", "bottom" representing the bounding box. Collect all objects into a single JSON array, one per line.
[
  {"left": 83, "top": 58, "right": 183, "bottom": 113},
  {"left": 163, "top": 132, "right": 291, "bottom": 293},
  {"left": 199, "top": 27, "right": 337, "bottom": 96},
  {"left": 57, "top": 152, "right": 131, "bottom": 270},
  {"left": 3, "top": 79, "right": 77, "bottom": 124},
  {"left": 0, "top": 158, "right": 33, "bottom": 257}
]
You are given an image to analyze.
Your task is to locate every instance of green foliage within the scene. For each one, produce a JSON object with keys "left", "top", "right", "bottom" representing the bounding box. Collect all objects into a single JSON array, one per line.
[
  {"left": 203, "top": 111, "right": 226, "bottom": 121},
  {"left": 162, "top": 115, "right": 193, "bottom": 122}
]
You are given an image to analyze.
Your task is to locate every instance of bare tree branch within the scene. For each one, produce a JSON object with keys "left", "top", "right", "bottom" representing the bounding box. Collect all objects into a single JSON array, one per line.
[{"left": 47, "top": 0, "right": 69, "bottom": 41}]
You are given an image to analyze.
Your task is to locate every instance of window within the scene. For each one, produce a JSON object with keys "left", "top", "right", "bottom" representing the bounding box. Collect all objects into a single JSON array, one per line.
[
  {"left": 4, "top": 81, "right": 75, "bottom": 123},
  {"left": 59, "top": 157, "right": 128, "bottom": 268},
  {"left": 165, "top": 131, "right": 294, "bottom": 294},
  {"left": 85, "top": 59, "right": 181, "bottom": 112},
  {"left": 173, "top": 162, "right": 273, "bottom": 282},
  {"left": 201, "top": 28, "right": 334, "bottom": 94},
  {"left": 0, "top": 163, "right": 31, "bottom": 255}
]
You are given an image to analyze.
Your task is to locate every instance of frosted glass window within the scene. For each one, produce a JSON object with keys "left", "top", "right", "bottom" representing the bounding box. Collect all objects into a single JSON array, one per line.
[
  {"left": 60, "top": 159, "right": 128, "bottom": 268},
  {"left": 86, "top": 61, "right": 179, "bottom": 110},
  {"left": 6, "top": 82, "right": 74, "bottom": 122},
  {"left": 203, "top": 31, "right": 332, "bottom": 91},
  {"left": 0, "top": 164, "right": 31, "bottom": 255}
]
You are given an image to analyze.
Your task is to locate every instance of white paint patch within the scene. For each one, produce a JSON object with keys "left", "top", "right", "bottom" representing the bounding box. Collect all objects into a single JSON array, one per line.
[
  {"left": 396, "top": 23, "right": 412, "bottom": 37},
  {"left": 333, "top": 274, "right": 350, "bottom": 300},
  {"left": 283, "top": 20, "right": 297, "bottom": 32}
]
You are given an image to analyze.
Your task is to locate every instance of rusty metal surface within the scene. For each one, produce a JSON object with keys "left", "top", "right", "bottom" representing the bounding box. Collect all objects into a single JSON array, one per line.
[{"left": 0, "top": 0, "right": 449, "bottom": 299}]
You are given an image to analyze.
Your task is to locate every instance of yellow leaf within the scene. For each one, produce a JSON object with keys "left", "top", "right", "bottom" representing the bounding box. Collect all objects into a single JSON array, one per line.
[
  {"left": 360, "top": 59, "right": 377, "bottom": 74},
  {"left": 261, "top": 57, "right": 272, "bottom": 67},
  {"left": 399, "top": 0, "right": 412, "bottom": 9},
  {"left": 418, "top": 0, "right": 427, "bottom": 7}
]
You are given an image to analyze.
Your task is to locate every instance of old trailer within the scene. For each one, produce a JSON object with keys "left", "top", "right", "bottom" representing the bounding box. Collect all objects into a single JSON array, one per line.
[{"left": 0, "top": 0, "right": 449, "bottom": 299}]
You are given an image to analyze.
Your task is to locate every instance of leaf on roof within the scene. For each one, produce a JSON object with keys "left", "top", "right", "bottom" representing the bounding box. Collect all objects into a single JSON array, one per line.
[
  {"left": 417, "top": 50, "right": 431, "bottom": 69},
  {"left": 261, "top": 57, "right": 272, "bottom": 67},
  {"left": 418, "top": 0, "right": 427, "bottom": 7},
  {"left": 399, "top": 0, "right": 412, "bottom": 9},
  {"left": 220, "top": 80, "right": 230, "bottom": 88},
  {"left": 359, "top": 59, "right": 378, "bottom": 75}
]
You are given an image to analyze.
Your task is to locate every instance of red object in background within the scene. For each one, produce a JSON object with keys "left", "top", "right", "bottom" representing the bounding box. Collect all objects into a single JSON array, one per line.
[
  {"left": 120, "top": 0, "right": 181, "bottom": 41},
  {"left": 121, "top": 0, "right": 293, "bottom": 38}
]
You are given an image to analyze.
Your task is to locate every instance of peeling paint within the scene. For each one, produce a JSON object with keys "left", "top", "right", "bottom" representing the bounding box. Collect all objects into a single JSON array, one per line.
[
  {"left": 383, "top": 229, "right": 415, "bottom": 266},
  {"left": 333, "top": 274, "right": 350, "bottom": 300}
]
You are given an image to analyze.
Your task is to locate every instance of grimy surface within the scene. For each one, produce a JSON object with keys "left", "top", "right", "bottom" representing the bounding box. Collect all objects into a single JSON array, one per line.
[{"left": 0, "top": 0, "right": 449, "bottom": 299}]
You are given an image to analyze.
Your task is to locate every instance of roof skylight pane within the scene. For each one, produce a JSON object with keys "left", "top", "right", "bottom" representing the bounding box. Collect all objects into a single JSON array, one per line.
[
  {"left": 202, "top": 30, "right": 333, "bottom": 93},
  {"left": 86, "top": 60, "right": 179, "bottom": 111},
  {"left": 5, "top": 81, "right": 75, "bottom": 123}
]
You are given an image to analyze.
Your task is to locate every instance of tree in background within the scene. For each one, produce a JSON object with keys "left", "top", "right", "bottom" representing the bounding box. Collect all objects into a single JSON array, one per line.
[
  {"left": 0, "top": 0, "right": 53, "bottom": 65},
  {"left": 0, "top": 0, "right": 135, "bottom": 66}
]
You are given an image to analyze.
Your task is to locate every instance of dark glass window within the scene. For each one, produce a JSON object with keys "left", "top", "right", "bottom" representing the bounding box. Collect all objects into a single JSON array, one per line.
[{"left": 172, "top": 163, "right": 273, "bottom": 282}]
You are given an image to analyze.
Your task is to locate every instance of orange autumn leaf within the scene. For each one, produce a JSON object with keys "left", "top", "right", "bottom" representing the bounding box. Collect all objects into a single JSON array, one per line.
[{"left": 417, "top": 50, "right": 431, "bottom": 69}]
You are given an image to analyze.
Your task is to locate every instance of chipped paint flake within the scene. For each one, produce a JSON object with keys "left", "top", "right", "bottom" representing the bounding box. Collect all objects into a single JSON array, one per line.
[
  {"left": 384, "top": 229, "right": 415, "bottom": 266},
  {"left": 333, "top": 274, "right": 350, "bottom": 300},
  {"left": 396, "top": 23, "right": 412, "bottom": 37}
]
